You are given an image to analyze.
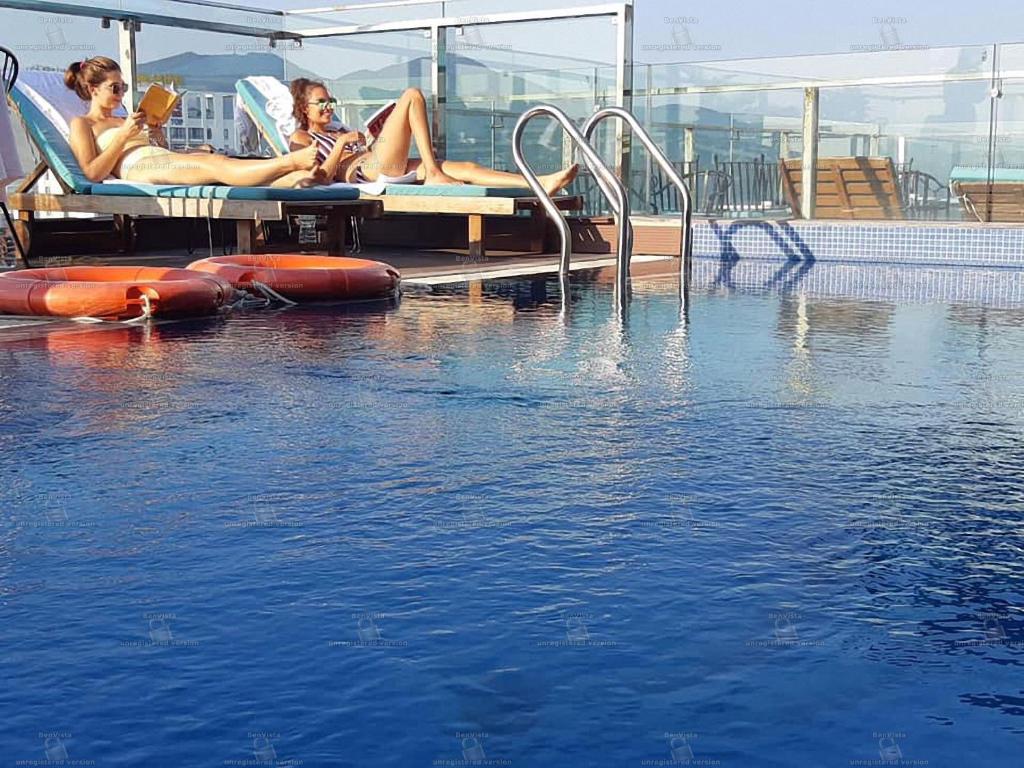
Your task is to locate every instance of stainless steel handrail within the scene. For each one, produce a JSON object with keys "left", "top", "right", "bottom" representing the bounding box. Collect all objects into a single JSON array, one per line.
[
  {"left": 583, "top": 106, "right": 693, "bottom": 287},
  {"left": 512, "top": 104, "right": 632, "bottom": 302}
]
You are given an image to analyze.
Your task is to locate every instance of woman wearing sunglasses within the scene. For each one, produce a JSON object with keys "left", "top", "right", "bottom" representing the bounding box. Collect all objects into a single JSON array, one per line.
[
  {"left": 288, "top": 79, "right": 578, "bottom": 193},
  {"left": 65, "top": 58, "right": 320, "bottom": 186}
]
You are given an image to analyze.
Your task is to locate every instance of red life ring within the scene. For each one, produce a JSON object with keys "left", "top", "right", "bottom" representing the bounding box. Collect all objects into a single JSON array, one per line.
[
  {"left": 0, "top": 266, "right": 235, "bottom": 320},
  {"left": 186, "top": 253, "right": 400, "bottom": 303}
]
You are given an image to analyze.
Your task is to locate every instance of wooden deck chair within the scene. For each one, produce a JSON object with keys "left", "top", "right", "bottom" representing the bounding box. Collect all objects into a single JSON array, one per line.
[
  {"left": 950, "top": 167, "right": 1024, "bottom": 222},
  {"left": 6, "top": 70, "right": 379, "bottom": 260},
  {"left": 780, "top": 156, "right": 904, "bottom": 219},
  {"left": 236, "top": 76, "right": 582, "bottom": 260}
]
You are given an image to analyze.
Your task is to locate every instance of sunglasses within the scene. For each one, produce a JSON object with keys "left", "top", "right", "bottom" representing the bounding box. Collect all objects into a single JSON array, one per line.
[
  {"left": 312, "top": 98, "right": 338, "bottom": 110},
  {"left": 103, "top": 83, "right": 129, "bottom": 96}
]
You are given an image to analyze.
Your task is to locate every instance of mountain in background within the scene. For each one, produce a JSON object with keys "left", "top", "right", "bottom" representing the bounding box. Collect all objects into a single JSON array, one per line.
[
  {"left": 139, "top": 51, "right": 515, "bottom": 103},
  {"left": 136, "top": 51, "right": 763, "bottom": 165},
  {"left": 139, "top": 52, "right": 319, "bottom": 93}
]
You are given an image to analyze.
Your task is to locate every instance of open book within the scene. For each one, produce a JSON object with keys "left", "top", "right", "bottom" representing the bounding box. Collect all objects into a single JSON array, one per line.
[
  {"left": 364, "top": 101, "right": 396, "bottom": 141},
  {"left": 138, "top": 83, "right": 182, "bottom": 126}
]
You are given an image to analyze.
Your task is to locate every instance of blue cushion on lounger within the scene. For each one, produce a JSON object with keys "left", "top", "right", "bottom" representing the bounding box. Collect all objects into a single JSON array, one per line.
[
  {"left": 950, "top": 166, "right": 1024, "bottom": 183},
  {"left": 382, "top": 184, "right": 535, "bottom": 197},
  {"left": 93, "top": 182, "right": 360, "bottom": 201}
]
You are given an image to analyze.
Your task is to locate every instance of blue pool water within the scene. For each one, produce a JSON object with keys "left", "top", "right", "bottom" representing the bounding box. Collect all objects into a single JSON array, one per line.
[{"left": 2, "top": 259, "right": 1024, "bottom": 767}]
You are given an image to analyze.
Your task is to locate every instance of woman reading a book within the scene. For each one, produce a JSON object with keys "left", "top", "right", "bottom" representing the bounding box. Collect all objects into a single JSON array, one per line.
[
  {"left": 66, "top": 58, "right": 320, "bottom": 187},
  {"left": 288, "top": 79, "right": 579, "bottom": 193}
]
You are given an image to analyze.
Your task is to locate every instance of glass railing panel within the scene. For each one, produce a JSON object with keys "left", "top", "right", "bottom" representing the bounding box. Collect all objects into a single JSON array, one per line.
[
  {"left": 819, "top": 79, "right": 993, "bottom": 221},
  {"left": 981, "top": 43, "right": 1024, "bottom": 223},
  {"left": 629, "top": 89, "right": 805, "bottom": 218},
  {"left": 644, "top": 44, "right": 994, "bottom": 91},
  {"left": 5, "top": 6, "right": 119, "bottom": 71},
  {"left": 2, "top": 0, "right": 287, "bottom": 37},
  {"left": 283, "top": 0, "right": 618, "bottom": 34},
  {"left": 3, "top": 7, "right": 119, "bottom": 204},
  {"left": 444, "top": 16, "right": 618, "bottom": 208},
  {"left": 282, "top": 30, "right": 433, "bottom": 135},
  {"left": 134, "top": 23, "right": 289, "bottom": 153}
]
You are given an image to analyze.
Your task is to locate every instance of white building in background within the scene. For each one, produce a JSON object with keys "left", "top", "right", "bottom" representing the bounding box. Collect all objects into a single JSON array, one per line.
[{"left": 164, "top": 91, "right": 238, "bottom": 152}]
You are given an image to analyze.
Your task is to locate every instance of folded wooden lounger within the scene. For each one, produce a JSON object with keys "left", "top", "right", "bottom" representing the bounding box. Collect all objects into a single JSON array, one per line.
[
  {"left": 6, "top": 70, "right": 379, "bottom": 260},
  {"left": 950, "top": 167, "right": 1024, "bottom": 223},
  {"left": 780, "top": 156, "right": 904, "bottom": 220},
  {"left": 236, "top": 76, "right": 582, "bottom": 259}
]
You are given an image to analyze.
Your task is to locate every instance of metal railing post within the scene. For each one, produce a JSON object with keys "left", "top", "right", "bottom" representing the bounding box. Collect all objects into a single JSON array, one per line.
[
  {"left": 614, "top": 2, "right": 634, "bottom": 185},
  {"left": 118, "top": 19, "right": 139, "bottom": 113},
  {"left": 801, "top": 86, "right": 819, "bottom": 219},
  {"left": 430, "top": 23, "right": 447, "bottom": 161}
]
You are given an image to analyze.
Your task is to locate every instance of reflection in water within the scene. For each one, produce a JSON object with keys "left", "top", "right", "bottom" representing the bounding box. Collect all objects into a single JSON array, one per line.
[
  {"left": 783, "top": 292, "right": 814, "bottom": 400},
  {"left": 5, "top": 259, "right": 1024, "bottom": 765}
]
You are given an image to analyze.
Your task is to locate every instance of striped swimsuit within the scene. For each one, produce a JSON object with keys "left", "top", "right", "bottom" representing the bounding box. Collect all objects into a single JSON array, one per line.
[{"left": 308, "top": 131, "right": 418, "bottom": 185}]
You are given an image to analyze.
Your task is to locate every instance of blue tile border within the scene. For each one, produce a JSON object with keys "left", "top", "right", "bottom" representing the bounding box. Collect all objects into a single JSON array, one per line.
[
  {"left": 690, "top": 219, "right": 1024, "bottom": 268},
  {"left": 687, "top": 257, "right": 1024, "bottom": 307}
]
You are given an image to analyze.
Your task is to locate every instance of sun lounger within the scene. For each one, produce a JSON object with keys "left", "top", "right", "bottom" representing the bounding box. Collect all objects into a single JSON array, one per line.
[
  {"left": 5, "top": 71, "right": 380, "bottom": 260},
  {"left": 780, "top": 156, "right": 904, "bottom": 220},
  {"left": 950, "top": 166, "right": 1024, "bottom": 223},
  {"left": 236, "top": 76, "right": 582, "bottom": 259}
]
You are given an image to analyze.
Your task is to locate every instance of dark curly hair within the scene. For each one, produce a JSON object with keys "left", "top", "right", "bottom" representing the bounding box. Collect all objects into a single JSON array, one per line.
[
  {"left": 64, "top": 56, "right": 121, "bottom": 101},
  {"left": 290, "top": 77, "right": 329, "bottom": 131}
]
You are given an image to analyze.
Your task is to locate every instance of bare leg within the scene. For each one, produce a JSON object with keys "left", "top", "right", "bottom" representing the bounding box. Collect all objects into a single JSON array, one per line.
[
  {"left": 364, "top": 88, "right": 460, "bottom": 185},
  {"left": 270, "top": 169, "right": 328, "bottom": 188},
  {"left": 429, "top": 160, "right": 580, "bottom": 194},
  {"left": 124, "top": 145, "right": 317, "bottom": 185}
]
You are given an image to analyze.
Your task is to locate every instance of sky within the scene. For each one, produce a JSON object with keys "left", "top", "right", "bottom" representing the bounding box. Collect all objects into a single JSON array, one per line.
[{"left": 3, "top": 0, "right": 1024, "bottom": 74}]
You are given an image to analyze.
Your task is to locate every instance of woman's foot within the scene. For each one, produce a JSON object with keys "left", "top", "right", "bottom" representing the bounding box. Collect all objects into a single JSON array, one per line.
[
  {"left": 290, "top": 143, "right": 319, "bottom": 171},
  {"left": 540, "top": 164, "right": 579, "bottom": 195},
  {"left": 424, "top": 168, "right": 464, "bottom": 185}
]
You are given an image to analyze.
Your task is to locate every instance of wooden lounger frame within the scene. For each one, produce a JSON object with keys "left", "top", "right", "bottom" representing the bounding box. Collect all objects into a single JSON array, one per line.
[
  {"left": 8, "top": 161, "right": 380, "bottom": 262},
  {"left": 780, "top": 156, "right": 904, "bottom": 220},
  {"left": 237, "top": 98, "right": 581, "bottom": 259},
  {"left": 951, "top": 181, "right": 1024, "bottom": 223},
  {"left": 357, "top": 193, "right": 582, "bottom": 260}
]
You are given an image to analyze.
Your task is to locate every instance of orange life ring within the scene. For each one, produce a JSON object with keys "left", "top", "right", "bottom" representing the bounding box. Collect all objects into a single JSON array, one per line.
[
  {"left": 0, "top": 266, "right": 235, "bottom": 320},
  {"left": 186, "top": 253, "right": 400, "bottom": 302}
]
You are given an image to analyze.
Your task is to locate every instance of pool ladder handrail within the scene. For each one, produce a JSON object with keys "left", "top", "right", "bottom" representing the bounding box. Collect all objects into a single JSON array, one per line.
[
  {"left": 582, "top": 106, "right": 694, "bottom": 283},
  {"left": 511, "top": 104, "right": 633, "bottom": 300}
]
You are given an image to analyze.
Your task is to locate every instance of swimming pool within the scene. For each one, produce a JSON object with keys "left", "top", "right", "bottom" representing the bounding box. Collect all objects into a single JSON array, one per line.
[{"left": 2, "top": 259, "right": 1023, "bottom": 766}]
